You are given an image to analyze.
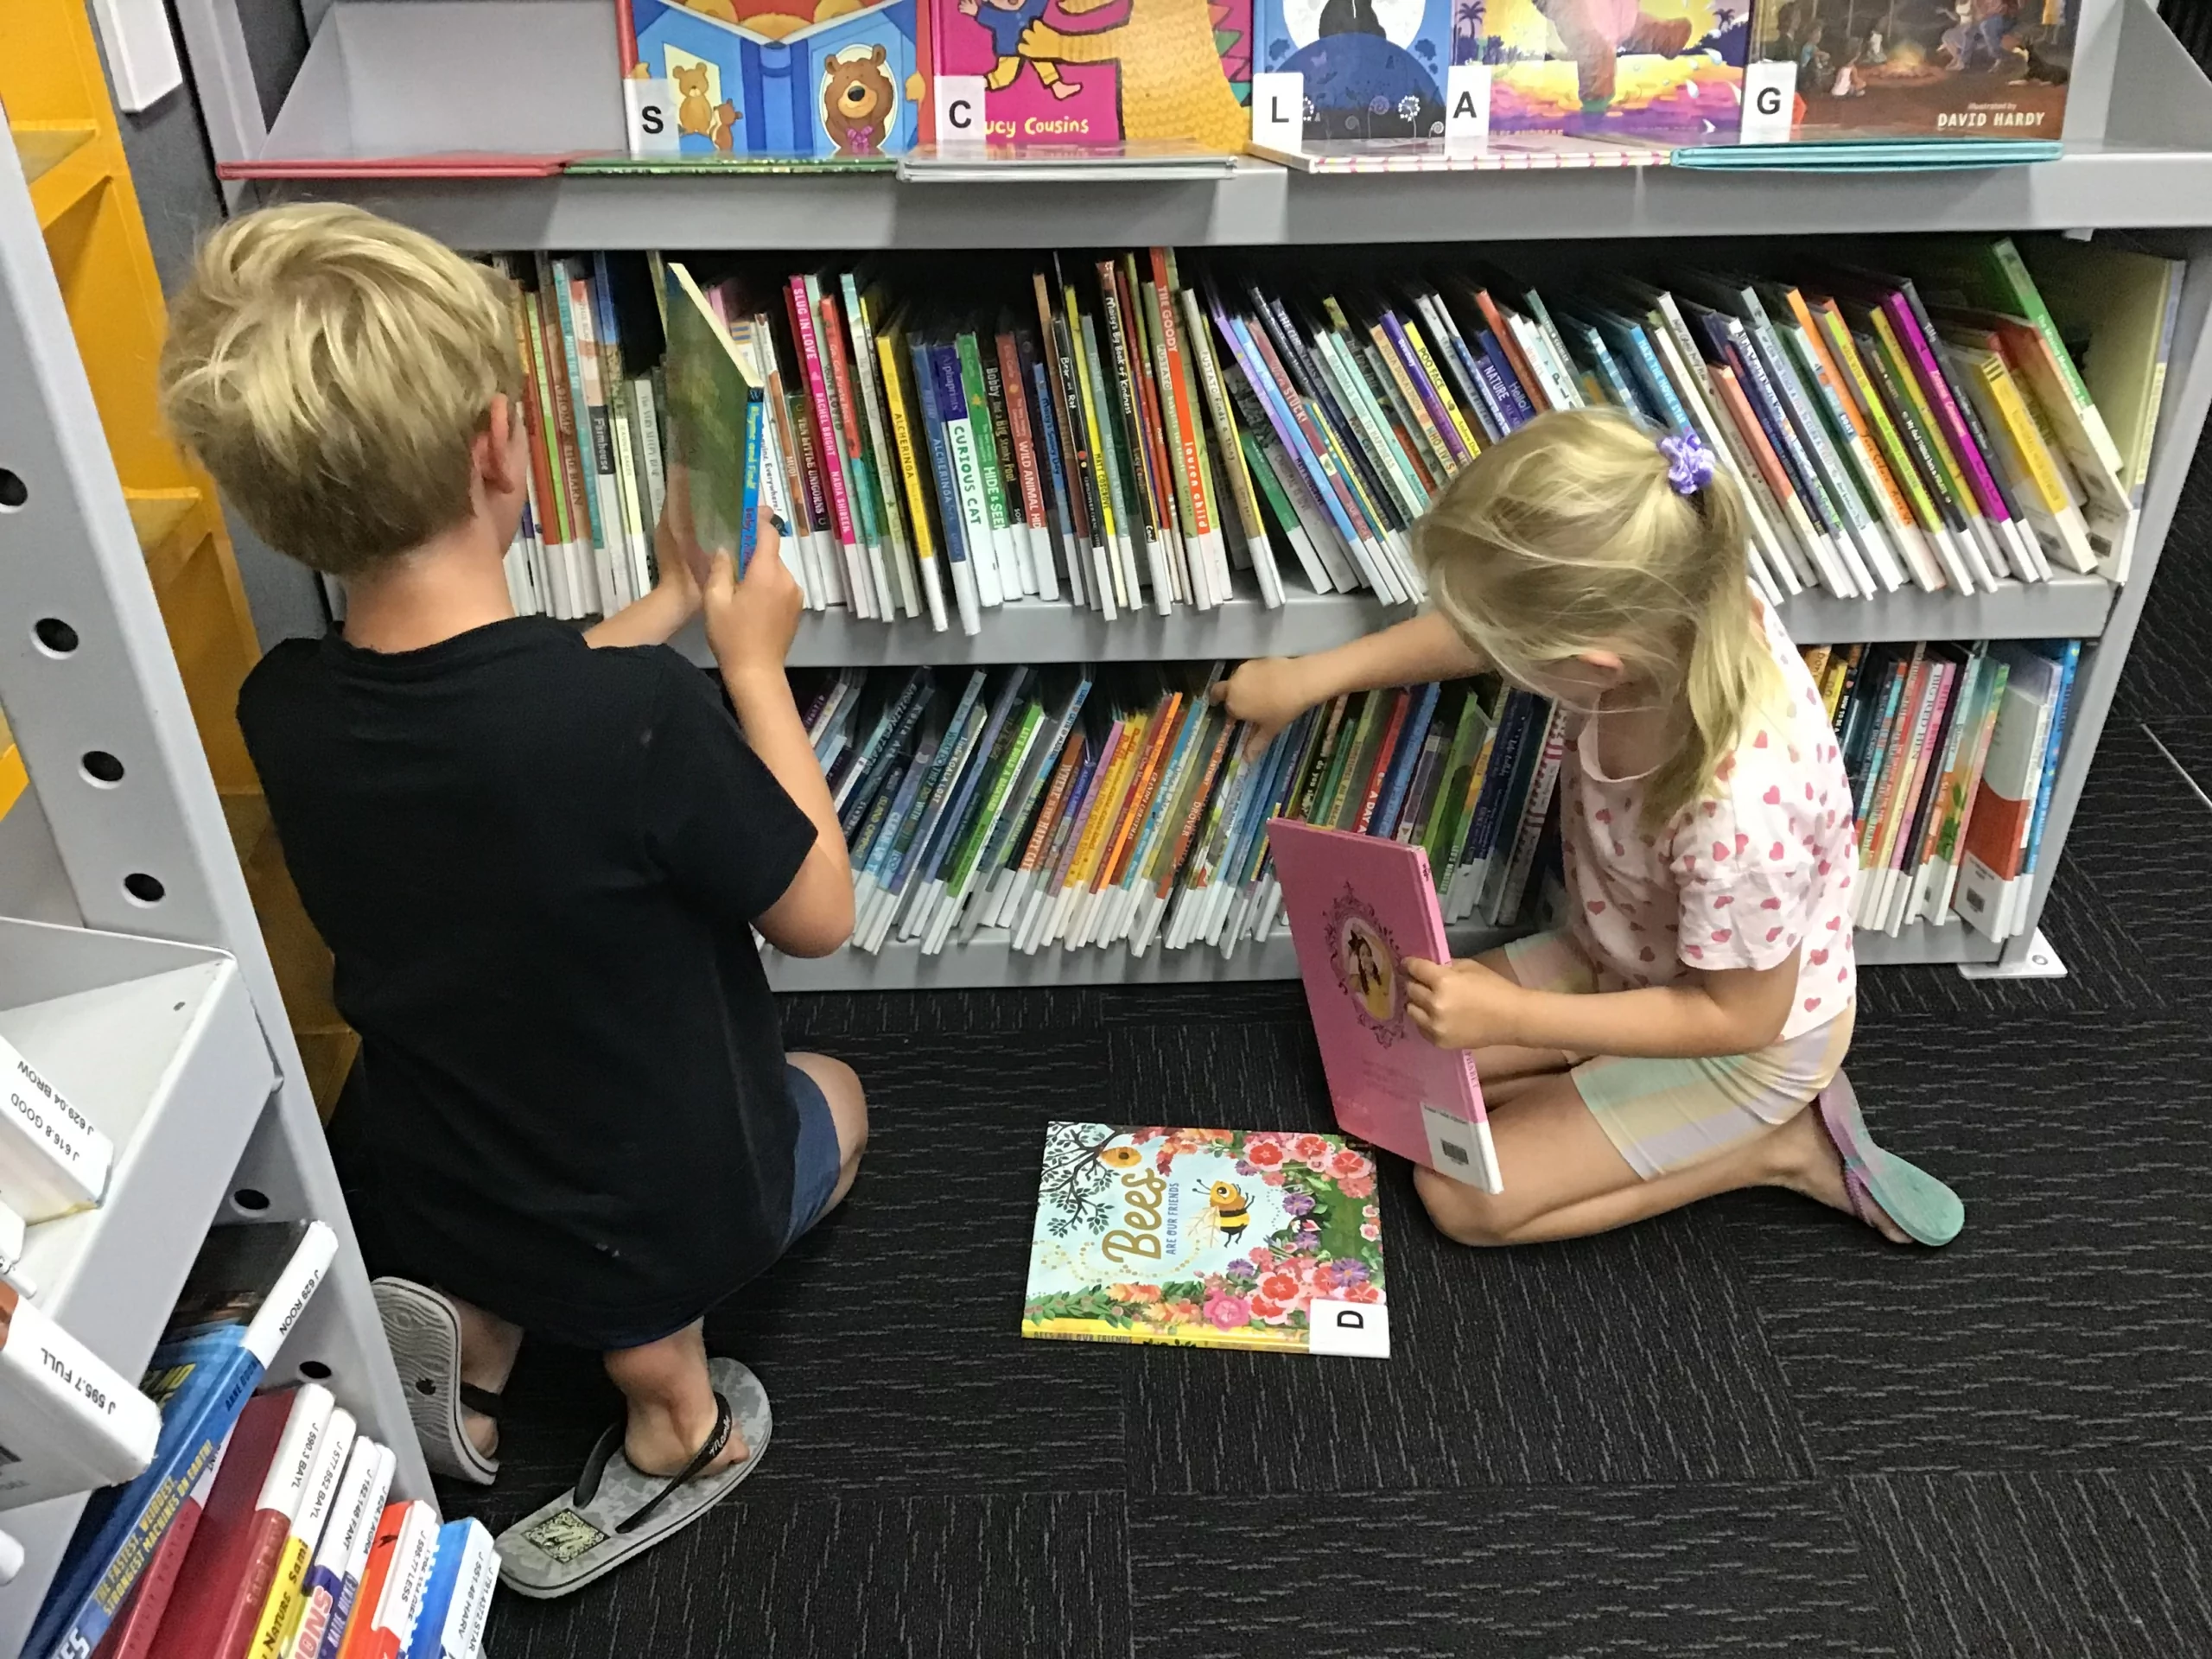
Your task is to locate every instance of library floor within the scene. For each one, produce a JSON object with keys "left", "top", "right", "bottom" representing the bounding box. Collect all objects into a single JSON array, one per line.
[{"left": 361, "top": 458, "right": 2212, "bottom": 1658}]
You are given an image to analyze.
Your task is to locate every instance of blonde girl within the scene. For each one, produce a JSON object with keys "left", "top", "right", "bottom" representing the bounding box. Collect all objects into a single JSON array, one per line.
[{"left": 1215, "top": 410, "right": 1963, "bottom": 1249}]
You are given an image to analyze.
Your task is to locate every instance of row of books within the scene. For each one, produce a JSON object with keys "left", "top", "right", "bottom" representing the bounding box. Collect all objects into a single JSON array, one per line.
[
  {"left": 798, "top": 662, "right": 1562, "bottom": 961},
  {"left": 503, "top": 234, "right": 2175, "bottom": 636},
  {"left": 1812, "top": 637, "right": 2081, "bottom": 945},
  {"left": 611, "top": 0, "right": 2076, "bottom": 166},
  {"left": 29, "top": 1223, "right": 495, "bottom": 1659}
]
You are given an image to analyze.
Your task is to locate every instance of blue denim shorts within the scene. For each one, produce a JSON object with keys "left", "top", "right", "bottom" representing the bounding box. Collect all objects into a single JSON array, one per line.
[{"left": 601, "top": 1061, "right": 842, "bottom": 1351}]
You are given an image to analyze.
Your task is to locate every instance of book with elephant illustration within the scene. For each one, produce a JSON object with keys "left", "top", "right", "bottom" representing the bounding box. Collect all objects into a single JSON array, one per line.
[
  {"left": 1473, "top": 0, "right": 1751, "bottom": 140},
  {"left": 620, "top": 0, "right": 925, "bottom": 158},
  {"left": 1023, "top": 1122, "right": 1389, "bottom": 1357},
  {"left": 924, "top": 0, "right": 1255, "bottom": 150}
]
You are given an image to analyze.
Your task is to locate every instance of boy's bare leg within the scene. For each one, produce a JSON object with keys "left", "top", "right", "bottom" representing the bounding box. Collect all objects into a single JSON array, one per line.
[
  {"left": 607, "top": 1320, "right": 747, "bottom": 1478},
  {"left": 447, "top": 1294, "right": 522, "bottom": 1459},
  {"left": 787, "top": 1051, "right": 869, "bottom": 1211}
]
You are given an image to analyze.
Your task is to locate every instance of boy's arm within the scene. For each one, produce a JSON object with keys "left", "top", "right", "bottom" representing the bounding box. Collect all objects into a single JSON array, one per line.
[
  {"left": 585, "top": 505, "right": 706, "bottom": 649},
  {"left": 1212, "top": 612, "right": 1487, "bottom": 749},
  {"left": 1402, "top": 951, "right": 1800, "bottom": 1058},
  {"left": 704, "top": 537, "right": 855, "bottom": 957}
]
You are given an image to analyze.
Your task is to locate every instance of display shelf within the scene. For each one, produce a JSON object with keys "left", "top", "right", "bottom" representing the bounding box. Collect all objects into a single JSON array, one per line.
[
  {"left": 676, "top": 571, "right": 2116, "bottom": 670},
  {"left": 0, "top": 919, "right": 276, "bottom": 1659},
  {"left": 765, "top": 922, "right": 1520, "bottom": 993}
]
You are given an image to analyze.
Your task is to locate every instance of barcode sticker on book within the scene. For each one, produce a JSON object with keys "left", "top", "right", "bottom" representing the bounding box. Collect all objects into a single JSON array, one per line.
[{"left": 1422, "top": 1103, "right": 1503, "bottom": 1194}]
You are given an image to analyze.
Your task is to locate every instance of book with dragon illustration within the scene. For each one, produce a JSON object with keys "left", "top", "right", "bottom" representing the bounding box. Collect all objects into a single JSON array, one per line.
[
  {"left": 621, "top": 0, "right": 925, "bottom": 158},
  {"left": 1745, "top": 0, "right": 2072, "bottom": 140},
  {"left": 1254, "top": 0, "right": 1455, "bottom": 142},
  {"left": 925, "top": 0, "right": 1254, "bottom": 150},
  {"left": 1468, "top": 0, "right": 1751, "bottom": 139},
  {"left": 1023, "top": 1122, "right": 1389, "bottom": 1357}
]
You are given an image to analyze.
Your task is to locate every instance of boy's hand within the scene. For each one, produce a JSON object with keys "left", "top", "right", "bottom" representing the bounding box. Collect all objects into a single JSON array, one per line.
[
  {"left": 1403, "top": 957, "right": 1523, "bottom": 1052},
  {"left": 703, "top": 521, "right": 800, "bottom": 685},
  {"left": 1210, "top": 657, "right": 1313, "bottom": 753}
]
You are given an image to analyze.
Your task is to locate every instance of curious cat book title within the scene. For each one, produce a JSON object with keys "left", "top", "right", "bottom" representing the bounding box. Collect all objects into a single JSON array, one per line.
[
  {"left": 925, "top": 0, "right": 1255, "bottom": 149},
  {"left": 1471, "top": 0, "right": 1751, "bottom": 138},
  {"left": 623, "top": 0, "right": 925, "bottom": 158},
  {"left": 1022, "top": 1122, "right": 1389, "bottom": 1358}
]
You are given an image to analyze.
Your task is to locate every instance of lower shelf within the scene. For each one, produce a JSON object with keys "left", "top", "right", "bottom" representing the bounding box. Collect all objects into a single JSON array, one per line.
[{"left": 765, "top": 917, "right": 2003, "bottom": 991}]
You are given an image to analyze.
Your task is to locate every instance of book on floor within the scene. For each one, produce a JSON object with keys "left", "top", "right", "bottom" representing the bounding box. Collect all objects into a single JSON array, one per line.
[
  {"left": 1267, "top": 819, "right": 1501, "bottom": 1193},
  {"left": 1022, "top": 1121, "right": 1389, "bottom": 1358}
]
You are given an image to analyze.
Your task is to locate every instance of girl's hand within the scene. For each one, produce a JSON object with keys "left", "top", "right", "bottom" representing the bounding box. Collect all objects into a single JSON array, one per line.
[
  {"left": 1402, "top": 957, "right": 1524, "bottom": 1051},
  {"left": 1210, "top": 657, "right": 1314, "bottom": 752},
  {"left": 703, "top": 522, "right": 800, "bottom": 686}
]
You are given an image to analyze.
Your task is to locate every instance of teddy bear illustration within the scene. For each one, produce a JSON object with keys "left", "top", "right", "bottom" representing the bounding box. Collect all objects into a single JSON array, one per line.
[
  {"left": 1532, "top": 0, "right": 1695, "bottom": 112},
  {"left": 821, "top": 43, "right": 899, "bottom": 155},
  {"left": 672, "top": 60, "right": 741, "bottom": 152}
]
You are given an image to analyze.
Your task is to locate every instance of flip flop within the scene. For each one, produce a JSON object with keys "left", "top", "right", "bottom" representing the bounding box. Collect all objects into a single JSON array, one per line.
[
  {"left": 373, "top": 1277, "right": 501, "bottom": 1485},
  {"left": 495, "top": 1357, "right": 771, "bottom": 1600},
  {"left": 1815, "top": 1071, "right": 1965, "bottom": 1247}
]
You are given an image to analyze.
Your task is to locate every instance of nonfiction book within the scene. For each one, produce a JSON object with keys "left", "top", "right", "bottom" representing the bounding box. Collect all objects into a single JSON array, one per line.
[{"left": 1023, "top": 1122, "right": 1388, "bottom": 1357}]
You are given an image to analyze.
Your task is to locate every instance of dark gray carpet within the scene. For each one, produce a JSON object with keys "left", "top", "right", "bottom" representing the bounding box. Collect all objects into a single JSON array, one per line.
[{"left": 354, "top": 457, "right": 2212, "bottom": 1658}]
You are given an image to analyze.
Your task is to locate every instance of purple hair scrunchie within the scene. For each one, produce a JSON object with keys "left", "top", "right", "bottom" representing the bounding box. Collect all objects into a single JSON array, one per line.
[{"left": 1658, "top": 429, "right": 1716, "bottom": 498}]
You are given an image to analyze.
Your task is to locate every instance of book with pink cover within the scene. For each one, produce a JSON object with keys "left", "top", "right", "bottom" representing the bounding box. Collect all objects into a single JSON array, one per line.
[{"left": 1268, "top": 819, "right": 1501, "bottom": 1193}]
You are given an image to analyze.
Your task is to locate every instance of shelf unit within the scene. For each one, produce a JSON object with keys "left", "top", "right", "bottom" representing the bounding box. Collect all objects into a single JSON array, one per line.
[
  {"left": 138, "top": 0, "right": 2212, "bottom": 986},
  {"left": 0, "top": 129, "right": 430, "bottom": 1650}
]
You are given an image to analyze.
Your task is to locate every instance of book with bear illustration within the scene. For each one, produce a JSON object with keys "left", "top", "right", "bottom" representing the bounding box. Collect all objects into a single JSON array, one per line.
[
  {"left": 620, "top": 0, "right": 925, "bottom": 159},
  {"left": 1744, "top": 0, "right": 2073, "bottom": 143},
  {"left": 924, "top": 0, "right": 1254, "bottom": 151},
  {"left": 1473, "top": 0, "right": 1751, "bottom": 140},
  {"left": 1023, "top": 1122, "right": 1389, "bottom": 1357}
]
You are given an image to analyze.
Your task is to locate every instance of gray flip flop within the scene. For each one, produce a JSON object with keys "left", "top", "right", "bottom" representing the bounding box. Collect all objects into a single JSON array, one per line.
[
  {"left": 374, "top": 1277, "right": 500, "bottom": 1485},
  {"left": 495, "top": 1357, "right": 771, "bottom": 1599}
]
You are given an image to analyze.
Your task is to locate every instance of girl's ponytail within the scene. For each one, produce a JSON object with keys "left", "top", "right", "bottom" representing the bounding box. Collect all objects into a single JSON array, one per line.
[{"left": 1414, "top": 409, "right": 1782, "bottom": 832}]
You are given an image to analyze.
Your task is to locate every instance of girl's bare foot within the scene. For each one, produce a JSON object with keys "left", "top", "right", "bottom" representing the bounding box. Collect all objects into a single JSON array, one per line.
[{"left": 1770, "top": 1106, "right": 1912, "bottom": 1244}]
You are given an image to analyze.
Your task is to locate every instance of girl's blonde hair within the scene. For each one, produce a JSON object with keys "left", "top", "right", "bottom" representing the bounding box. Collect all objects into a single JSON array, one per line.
[{"left": 1414, "top": 408, "right": 1782, "bottom": 830}]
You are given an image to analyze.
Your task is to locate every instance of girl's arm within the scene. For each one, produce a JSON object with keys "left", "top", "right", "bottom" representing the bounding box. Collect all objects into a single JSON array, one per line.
[
  {"left": 1403, "top": 950, "right": 1800, "bottom": 1059},
  {"left": 1213, "top": 612, "right": 1487, "bottom": 747}
]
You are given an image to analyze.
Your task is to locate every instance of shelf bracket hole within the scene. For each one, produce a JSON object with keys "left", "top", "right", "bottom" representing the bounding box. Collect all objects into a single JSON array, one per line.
[
  {"left": 0, "top": 470, "right": 24, "bottom": 510},
  {"left": 34, "top": 617, "right": 78, "bottom": 655},
  {"left": 81, "top": 750, "right": 124, "bottom": 785},
  {"left": 124, "top": 872, "right": 165, "bottom": 904},
  {"left": 231, "top": 1186, "right": 271, "bottom": 1212}
]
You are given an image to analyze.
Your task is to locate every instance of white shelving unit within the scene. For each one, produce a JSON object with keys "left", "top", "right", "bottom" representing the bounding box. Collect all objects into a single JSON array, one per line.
[
  {"left": 132, "top": 0, "right": 2212, "bottom": 983},
  {"left": 0, "top": 136, "right": 430, "bottom": 1651}
]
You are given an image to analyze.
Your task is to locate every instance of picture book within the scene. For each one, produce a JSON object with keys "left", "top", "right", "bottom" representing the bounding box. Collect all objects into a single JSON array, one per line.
[
  {"left": 1267, "top": 819, "right": 1501, "bottom": 1191},
  {"left": 1746, "top": 0, "right": 2073, "bottom": 142},
  {"left": 661, "top": 261, "right": 766, "bottom": 574},
  {"left": 1474, "top": 0, "right": 1751, "bottom": 139},
  {"left": 1254, "top": 0, "right": 1452, "bottom": 142},
  {"left": 1022, "top": 1122, "right": 1389, "bottom": 1357},
  {"left": 621, "top": 0, "right": 924, "bottom": 158},
  {"left": 929, "top": 0, "right": 1253, "bottom": 150}
]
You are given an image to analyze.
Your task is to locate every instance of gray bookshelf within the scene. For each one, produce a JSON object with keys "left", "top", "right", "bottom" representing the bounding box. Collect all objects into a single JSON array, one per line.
[
  {"left": 0, "top": 136, "right": 430, "bottom": 1651},
  {"left": 142, "top": 0, "right": 2212, "bottom": 988}
]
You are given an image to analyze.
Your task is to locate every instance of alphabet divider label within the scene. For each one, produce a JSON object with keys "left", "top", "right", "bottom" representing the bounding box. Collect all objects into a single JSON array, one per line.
[
  {"left": 1306, "top": 1297, "right": 1391, "bottom": 1359},
  {"left": 936, "top": 75, "right": 988, "bottom": 150},
  {"left": 1739, "top": 60, "right": 1796, "bottom": 145},
  {"left": 625, "top": 78, "right": 681, "bottom": 158},
  {"left": 1444, "top": 64, "right": 1492, "bottom": 156},
  {"left": 1250, "top": 72, "right": 1304, "bottom": 154}
]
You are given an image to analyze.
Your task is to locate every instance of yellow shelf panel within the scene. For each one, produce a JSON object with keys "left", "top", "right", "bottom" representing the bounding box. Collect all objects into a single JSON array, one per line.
[
  {"left": 28, "top": 131, "right": 108, "bottom": 232},
  {"left": 0, "top": 743, "right": 23, "bottom": 821},
  {"left": 127, "top": 486, "right": 206, "bottom": 589},
  {"left": 12, "top": 123, "right": 94, "bottom": 185}
]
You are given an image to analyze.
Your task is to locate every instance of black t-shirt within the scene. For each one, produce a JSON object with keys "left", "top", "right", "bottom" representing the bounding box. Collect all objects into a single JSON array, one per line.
[{"left": 238, "top": 618, "right": 817, "bottom": 1344}]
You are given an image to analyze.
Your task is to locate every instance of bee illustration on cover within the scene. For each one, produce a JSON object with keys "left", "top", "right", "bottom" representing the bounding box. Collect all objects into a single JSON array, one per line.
[{"left": 1465, "top": 0, "right": 1751, "bottom": 139}]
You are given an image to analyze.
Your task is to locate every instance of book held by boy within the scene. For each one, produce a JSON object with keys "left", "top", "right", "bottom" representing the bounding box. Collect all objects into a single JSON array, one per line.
[
  {"left": 1023, "top": 1121, "right": 1389, "bottom": 1357},
  {"left": 1267, "top": 818, "right": 1502, "bottom": 1192}
]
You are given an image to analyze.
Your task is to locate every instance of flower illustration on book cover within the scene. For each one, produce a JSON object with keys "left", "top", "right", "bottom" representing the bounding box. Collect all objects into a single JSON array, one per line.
[
  {"left": 1324, "top": 885, "right": 1408, "bottom": 1042},
  {"left": 1023, "top": 1122, "right": 1385, "bottom": 1354}
]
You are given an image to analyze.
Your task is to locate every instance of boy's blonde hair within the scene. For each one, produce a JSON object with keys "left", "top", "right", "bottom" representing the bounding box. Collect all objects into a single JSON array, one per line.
[
  {"left": 1414, "top": 408, "right": 1782, "bottom": 830},
  {"left": 159, "top": 204, "right": 522, "bottom": 576}
]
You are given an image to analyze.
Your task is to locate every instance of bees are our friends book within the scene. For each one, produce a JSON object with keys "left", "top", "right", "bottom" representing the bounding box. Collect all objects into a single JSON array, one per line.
[
  {"left": 1267, "top": 818, "right": 1502, "bottom": 1193},
  {"left": 1023, "top": 1122, "right": 1389, "bottom": 1357}
]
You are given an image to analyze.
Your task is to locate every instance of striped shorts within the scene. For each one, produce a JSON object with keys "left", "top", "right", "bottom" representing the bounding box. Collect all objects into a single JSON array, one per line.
[{"left": 1501, "top": 929, "right": 1856, "bottom": 1181}]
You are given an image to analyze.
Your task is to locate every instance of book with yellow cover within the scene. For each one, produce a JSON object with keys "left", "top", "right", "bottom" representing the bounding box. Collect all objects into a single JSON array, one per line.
[{"left": 1022, "top": 1122, "right": 1388, "bottom": 1358}]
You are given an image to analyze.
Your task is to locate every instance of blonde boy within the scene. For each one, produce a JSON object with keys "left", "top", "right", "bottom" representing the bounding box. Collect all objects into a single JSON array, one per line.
[{"left": 162, "top": 205, "right": 866, "bottom": 1593}]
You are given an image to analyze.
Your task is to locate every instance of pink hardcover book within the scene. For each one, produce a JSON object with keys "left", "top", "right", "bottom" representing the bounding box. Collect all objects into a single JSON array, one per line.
[{"left": 1268, "top": 820, "right": 1501, "bottom": 1193}]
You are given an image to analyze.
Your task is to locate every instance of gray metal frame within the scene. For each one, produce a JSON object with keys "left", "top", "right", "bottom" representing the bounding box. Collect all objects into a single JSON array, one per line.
[
  {"left": 138, "top": 0, "right": 2212, "bottom": 983},
  {"left": 0, "top": 125, "right": 430, "bottom": 1624}
]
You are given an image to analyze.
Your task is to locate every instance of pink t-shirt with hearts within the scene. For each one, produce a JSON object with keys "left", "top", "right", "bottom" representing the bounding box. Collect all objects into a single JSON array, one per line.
[{"left": 1558, "top": 594, "right": 1856, "bottom": 1042}]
